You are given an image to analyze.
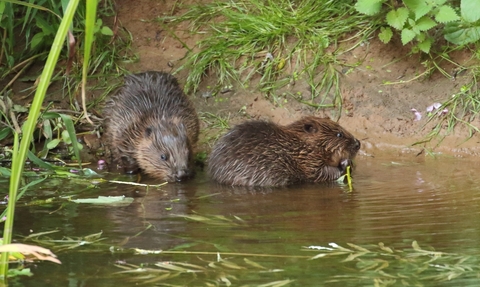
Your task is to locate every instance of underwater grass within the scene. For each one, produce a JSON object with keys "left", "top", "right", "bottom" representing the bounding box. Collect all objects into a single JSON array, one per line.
[
  {"left": 165, "top": 0, "right": 378, "bottom": 108},
  {"left": 111, "top": 240, "right": 480, "bottom": 286}
]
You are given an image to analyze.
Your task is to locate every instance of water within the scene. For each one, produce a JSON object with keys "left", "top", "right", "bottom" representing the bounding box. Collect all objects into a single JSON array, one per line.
[{"left": 5, "top": 154, "right": 480, "bottom": 286}]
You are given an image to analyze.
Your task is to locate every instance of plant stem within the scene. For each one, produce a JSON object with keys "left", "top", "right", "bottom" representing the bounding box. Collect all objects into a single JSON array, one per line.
[{"left": 0, "top": 0, "right": 80, "bottom": 279}]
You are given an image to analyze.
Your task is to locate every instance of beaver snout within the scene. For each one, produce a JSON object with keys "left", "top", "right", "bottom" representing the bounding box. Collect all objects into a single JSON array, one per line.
[
  {"left": 175, "top": 169, "right": 191, "bottom": 182},
  {"left": 353, "top": 139, "right": 361, "bottom": 150}
]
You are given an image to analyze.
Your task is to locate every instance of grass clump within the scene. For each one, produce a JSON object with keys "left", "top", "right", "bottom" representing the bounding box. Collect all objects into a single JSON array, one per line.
[
  {"left": 416, "top": 67, "right": 480, "bottom": 147},
  {"left": 165, "top": 0, "right": 378, "bottom": 107},
  {"left": 0, "top": 0, "right": 136, "bottom": 160}
]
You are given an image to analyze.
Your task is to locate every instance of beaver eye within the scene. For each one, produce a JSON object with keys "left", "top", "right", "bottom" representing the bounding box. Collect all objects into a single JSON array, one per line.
[
  {"left": 160, "top": 154, "right": 169, "bottom": 161},
  {"left": 336, "top": 132, "right": 343, "bottom": 138}
]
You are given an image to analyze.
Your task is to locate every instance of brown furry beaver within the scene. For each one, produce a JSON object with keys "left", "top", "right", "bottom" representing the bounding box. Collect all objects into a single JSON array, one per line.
[
  {"left": 103, "top": 71, "right": 200, "bottom": 182},
  {"left": 208, "top": 116, "right": 360, "bottom": 187}
]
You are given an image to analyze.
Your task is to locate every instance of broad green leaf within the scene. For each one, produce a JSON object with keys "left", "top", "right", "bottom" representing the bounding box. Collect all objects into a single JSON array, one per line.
[
  {"left": 30, "top": 32, "right": 44, "bottom": 50},
  {"left": 416, "top": 16, "right": 437, "bottom": 31},
  {"left": 404, "top": 0, "right": 432, "bottom": 20},
  {"left": 46, "top": 138, "right": 61, "bottom": 150},
  {"left": 401, "top": 28, "right": 416, "bottom": 45},
  {"left": 12, "top": 104, "right": 28, "bottom": 113},
  {"left": 61, "top": 129, "right": 71, "bottom": 144},
  {"left": 461, "top": 0, "right": 480, "bottom": 22},
  {"left": 354, "top": 0, "right": 384, "bottom": 16},
  {"left": 0, "top": 166, "right": 11, "bottom": 177},
  {"left": 101, "top": 26, "right": 113, "bottom": 36},
  {"left": 435, "top": 5, "right": 460, "bottom": 23},
  {"left": 444, "top": 22, "right": 480, "bottom": 45},
  {"left": 378, "top": 27, "right": 393, "bottom": 43},
  {"left": 0, "top": 128, "right": 12, "bottom": 141},
  {"left": 417, "top": 38, "right": 432, "bottom": 53},
  {"left": 42, "top": 119, "right": 53, "bottom": 140},
  {"left": 386, "top": 7, "right": 409, "bottom": 30}
]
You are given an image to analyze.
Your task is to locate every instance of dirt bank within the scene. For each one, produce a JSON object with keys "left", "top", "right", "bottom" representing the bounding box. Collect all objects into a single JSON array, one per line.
[{"left": 113, "top": 0, "right": 480, "bottom": 160}]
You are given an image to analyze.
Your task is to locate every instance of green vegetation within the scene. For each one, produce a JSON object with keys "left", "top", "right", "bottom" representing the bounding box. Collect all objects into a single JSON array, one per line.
[
  {"left": 0, "top": 0, "right": 135, "bottom": 280},
  {"left": 164, "top": 0, "right": 480, "bottom": 145},
  {"left": 355, "top": 0, "right": 480, "bottom": 53},
  {"left": 0, "top": 0, "right": 135, "bottom": 150},
  {"left": 163, "top": 0, "right": 379, "bottom": 109}
]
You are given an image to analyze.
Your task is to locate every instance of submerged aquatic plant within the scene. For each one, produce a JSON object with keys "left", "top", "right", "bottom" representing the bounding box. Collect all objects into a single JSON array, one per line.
[{"left": 111, "top": 239, "right": 480, "bottom": 286}]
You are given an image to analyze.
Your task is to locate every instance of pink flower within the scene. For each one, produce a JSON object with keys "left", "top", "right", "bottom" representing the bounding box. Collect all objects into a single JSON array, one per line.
[{"left": 411, "top": 108, "right": 422, "bottom": 121}]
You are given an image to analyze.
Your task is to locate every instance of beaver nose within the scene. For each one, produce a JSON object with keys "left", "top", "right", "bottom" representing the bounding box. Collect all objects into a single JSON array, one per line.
[
  {"left": 354, "top": 139, "right": 361, "bottom": 150},
  {"left": 175, "top": 169, "right": 190, "bottom": 182}
]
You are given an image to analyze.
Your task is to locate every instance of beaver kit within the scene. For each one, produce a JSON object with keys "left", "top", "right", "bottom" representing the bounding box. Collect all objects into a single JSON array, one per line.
[
  {"left": 103, "top": 71, "right": 200, "bottom": 182},
  {"left": 208, "top": 116, "right": 360, "bottom": 187}
]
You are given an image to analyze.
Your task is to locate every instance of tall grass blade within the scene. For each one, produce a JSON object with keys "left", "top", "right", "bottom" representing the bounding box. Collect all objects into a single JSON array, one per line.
[
  {"left": 0, "top": 0, "right": 80, "bottom": 279},
  {"left": 81, "top": 0, "right": 98, "bottom": 125}
]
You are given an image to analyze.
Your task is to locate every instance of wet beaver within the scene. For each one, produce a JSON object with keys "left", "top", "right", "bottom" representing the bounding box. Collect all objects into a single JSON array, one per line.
[
  {"left": 208, "top": 116, "right": 360, "bottom": 187},
  {"left": 103, "top": 71, "right": 200, "bottom": 182}
]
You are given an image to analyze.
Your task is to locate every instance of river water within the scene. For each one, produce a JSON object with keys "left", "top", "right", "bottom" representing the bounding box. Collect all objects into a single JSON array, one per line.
[{"left": 7, "top": 154, "right": 480, "bottom": 286}]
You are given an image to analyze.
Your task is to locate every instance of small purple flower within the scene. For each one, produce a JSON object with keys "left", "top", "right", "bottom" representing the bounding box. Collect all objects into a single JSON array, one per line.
[
  {"left": 1, "top": 216, "right": 7, "bottom": 222},
  {"left": 411, "top": 108, "right": 422, "bottom": 121},
  {"left": 426, "top": 102, "right": 442, "bottom": 113},
  {"left": 97, "top": 159, "right": 106, "bottom": 170},
  {"left": 70, "top": 169, "right": 79, "bottom": 173}
]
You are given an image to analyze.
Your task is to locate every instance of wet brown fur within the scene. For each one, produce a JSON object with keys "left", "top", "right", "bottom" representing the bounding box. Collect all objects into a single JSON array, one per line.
[
  {"left": 208, "top": 116, "right": 360, "bottom": 187},
  {"left": 103, "top": 71, "right": 199, "bottom": 182}
]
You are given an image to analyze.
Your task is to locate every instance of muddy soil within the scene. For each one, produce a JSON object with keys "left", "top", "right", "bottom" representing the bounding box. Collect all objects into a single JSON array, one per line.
[{"left": 111, "top": 0, "right": 480, "bottom": 160}]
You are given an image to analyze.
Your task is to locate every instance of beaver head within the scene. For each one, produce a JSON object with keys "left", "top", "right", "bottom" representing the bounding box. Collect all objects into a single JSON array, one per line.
[
  {"left": 287, "top": 116, "right": 360, "bottom": 180},
  {"left": 134, "top": 118, "right": 193, "bottom": 182}
]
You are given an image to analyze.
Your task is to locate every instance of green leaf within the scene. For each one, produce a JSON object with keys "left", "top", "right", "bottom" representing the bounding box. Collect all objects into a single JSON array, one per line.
[
  {"left": 355, "top": 0, "right": 384, "bottom": 16},
  {"left": 0, "top": 128, "right": 12, "bottom": 141},
  {"left": 415, "top": 16, "right": 437, "bottom": 31},
  {"left": 30, "top": 32, "right": 44, "bottom": 50},
  {"left": 59, "top": 114, "right": 82, "bottom": 166},
  {"left": 378, "top": 27, "right": 393, "bottom": 43},
  {"left": 27, "top": 151, "right": 54, "bottom": 170},
  {"left": 46, "top": 138, "right": 61, "bottom": 150},
  {"left": 42, "top": 119, "right": 53, "bottom": 140},
  {"left": 417, "top": 38, "right": 432, "bottom": 53},
  {"left": 61, "top": 129, "right": 71, "bottom": 144},
  {"left": 71, "top": 196, "right": 134, "bottom": 205},
  {"left": 432, "top": 0, "right": 447, "bottom": 5},
  {"left": 386, "top": 7, "right": 409, "bottom": 30},
  {"left": 444, "top": 22, "right": 480, "bottom": 45},
  {"left": 404, "top": 0, "right": 432, "bottom": 20},
  {"left": 401, "top": 28, "right": 416, "bottom": 45},
  {"left": 435, "top": 5, "right": 460, "bottom": 23},
  {"left": 461, "top": 0, "right": 480, "bottom": 22},
  {"left": 100, "top": 26, "right": 113, "bottom": 36}
]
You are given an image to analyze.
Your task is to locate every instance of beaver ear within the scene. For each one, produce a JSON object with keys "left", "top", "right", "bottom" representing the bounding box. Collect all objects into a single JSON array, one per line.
[
  {"left": 303, "top": 123, "right": 317, "bottom": 133},
  {"left": 145, "top": 126, "right": 153, "bottom": 137}
]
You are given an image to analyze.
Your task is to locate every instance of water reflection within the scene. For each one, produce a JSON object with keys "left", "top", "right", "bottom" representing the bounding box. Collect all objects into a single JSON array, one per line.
[{"left": 8, "top": 155, "right": 480, "bottom": 286}]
